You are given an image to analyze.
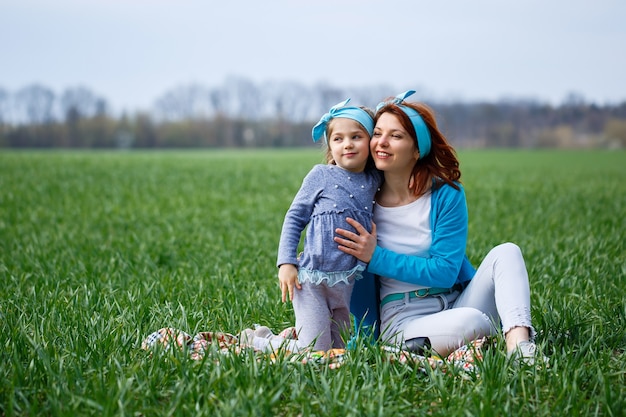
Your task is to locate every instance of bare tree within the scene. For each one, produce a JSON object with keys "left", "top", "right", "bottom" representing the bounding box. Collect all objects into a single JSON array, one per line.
[
  {"left": 0, "top": 88, "right": 8, "bottom": 125},
  {"left": 260, "top": 81, "right": 314, "bottom": 122},
  {"left": 14, "top": 84, "right": 55, "bottom": 124},
  {"left": 223, "top": 76, "right": 261, "bottom": 120},
  {"left": 60, "top": 86, "right": 104, "bottom": 120},
  {"left": 153, "top": 84, "right": 214, "bottom": 121}
]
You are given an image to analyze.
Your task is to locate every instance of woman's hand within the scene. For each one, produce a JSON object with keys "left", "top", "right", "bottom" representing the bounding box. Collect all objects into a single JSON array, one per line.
[
  {"left": 278, "top": 264, "right": 301, "bottom": 303},
  {"left": 334, "top": 217, "right": 377, "bottom": 263}
]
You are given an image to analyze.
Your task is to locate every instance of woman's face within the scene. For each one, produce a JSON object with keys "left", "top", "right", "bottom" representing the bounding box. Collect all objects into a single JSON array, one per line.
[{"left": 370, "top": 112, "right": 419, "bottom": 173}]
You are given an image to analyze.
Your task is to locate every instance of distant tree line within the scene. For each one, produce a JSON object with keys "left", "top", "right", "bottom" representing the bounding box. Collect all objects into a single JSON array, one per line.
[{"left": 1, "top": 77, "right": 625, "bottom": 149}]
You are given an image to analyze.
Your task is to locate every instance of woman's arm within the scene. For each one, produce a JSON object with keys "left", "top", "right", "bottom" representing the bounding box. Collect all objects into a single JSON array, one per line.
[{"left": 335, "top": 184, "right": 468, "bottom": 288}]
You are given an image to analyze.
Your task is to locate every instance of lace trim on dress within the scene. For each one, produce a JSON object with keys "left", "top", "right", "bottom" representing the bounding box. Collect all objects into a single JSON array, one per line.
[{"left": 298, "top": 265, "right": 365, "bottom": 287}]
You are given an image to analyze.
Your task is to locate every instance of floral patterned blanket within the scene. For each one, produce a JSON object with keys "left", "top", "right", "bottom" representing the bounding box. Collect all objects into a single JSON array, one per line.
[{"left": 141, "top": 326, "right": 491, "bottom": 373}]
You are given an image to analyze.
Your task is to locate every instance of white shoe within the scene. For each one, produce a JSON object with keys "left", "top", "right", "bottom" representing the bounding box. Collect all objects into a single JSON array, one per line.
[
  {"left": 238, "top": 328, "right": 255, "bottom": 346},
  {"left": 253, "top": 325, "right": 274, "bottom": 339},
  {"left": 508, "top": 341, "right": 548, "bottom": 366}
]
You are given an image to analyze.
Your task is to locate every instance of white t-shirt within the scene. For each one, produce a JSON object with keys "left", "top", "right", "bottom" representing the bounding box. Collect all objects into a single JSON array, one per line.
[{"left": 375, "top": 192, "right": 432, "bottom": 299}]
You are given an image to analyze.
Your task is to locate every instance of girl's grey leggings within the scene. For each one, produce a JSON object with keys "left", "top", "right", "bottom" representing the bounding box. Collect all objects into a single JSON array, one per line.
[{"left": 252, "top": 279, "right": 355, "bottom": 352}]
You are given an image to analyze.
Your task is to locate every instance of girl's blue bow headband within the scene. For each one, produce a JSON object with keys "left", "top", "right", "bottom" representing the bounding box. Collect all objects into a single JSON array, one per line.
[
  {"left": 376, "top": 90, "right": 432, "bottom": 159},
  {"left": 312, "top": 98, "right": 374, "bottom": 143}
]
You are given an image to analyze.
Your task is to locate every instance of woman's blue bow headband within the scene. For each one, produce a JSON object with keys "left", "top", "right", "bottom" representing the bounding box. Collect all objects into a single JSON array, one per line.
[
  {"left": 376, "top": 90, "right": 432, "bottom": 159},
  {"left": 312, "top": 98, "right": 374, "bottom": 143}
]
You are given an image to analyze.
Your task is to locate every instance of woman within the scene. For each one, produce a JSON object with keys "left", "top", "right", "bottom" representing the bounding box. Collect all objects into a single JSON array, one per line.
[{"left": 334, "top": 90, "right": 543, "bottom": 364}]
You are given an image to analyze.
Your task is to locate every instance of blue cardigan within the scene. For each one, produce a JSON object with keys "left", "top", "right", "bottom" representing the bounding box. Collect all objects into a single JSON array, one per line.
[{"left": 350, "top": 181, "right": 476, "bottom": 337}]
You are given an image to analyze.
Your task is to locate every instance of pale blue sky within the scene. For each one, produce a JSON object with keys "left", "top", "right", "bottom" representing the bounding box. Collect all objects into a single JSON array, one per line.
[{"left": 2, "top": 0, "right": 625, "bottom": 112}]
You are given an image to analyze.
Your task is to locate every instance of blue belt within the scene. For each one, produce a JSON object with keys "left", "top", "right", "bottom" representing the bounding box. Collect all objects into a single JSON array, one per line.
[{"left": 380, "top": 284, "right": 462, "bottom": 307}]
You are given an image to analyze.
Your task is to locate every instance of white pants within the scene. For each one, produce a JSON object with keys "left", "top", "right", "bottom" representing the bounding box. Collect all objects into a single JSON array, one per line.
[{"left": 380, "top": 242, "right": 535, "bottom": 356}]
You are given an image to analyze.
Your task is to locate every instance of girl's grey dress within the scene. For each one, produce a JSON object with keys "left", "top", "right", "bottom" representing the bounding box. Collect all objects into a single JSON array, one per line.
[{"left": 277, "top": 164, "right": 382, "bottom": 285}]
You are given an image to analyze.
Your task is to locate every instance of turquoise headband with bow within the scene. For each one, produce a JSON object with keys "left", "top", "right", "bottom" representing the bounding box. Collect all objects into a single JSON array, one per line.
[
  {"left": 376, "top": 90, "right": 432, "bottom": 159},
  {"left": 312, "top": 98, "right": 374, "bottom": 143}
]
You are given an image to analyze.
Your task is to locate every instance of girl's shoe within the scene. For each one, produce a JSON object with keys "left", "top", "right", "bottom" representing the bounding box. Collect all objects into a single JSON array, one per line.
[
  {"left": 253, "top": 325, "right": 274, "bottom": 339},
  {"left": 238, "top": 328, "right": 255, "bottom": 346}
]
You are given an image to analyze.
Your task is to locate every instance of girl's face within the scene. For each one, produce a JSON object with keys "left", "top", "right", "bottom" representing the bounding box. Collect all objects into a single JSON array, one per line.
[
  {"left": 327, "top": 118, "right": 371, "bottom": 173},
  {"left": 370, "top": 112, "right": 419, "bottom": 174}
]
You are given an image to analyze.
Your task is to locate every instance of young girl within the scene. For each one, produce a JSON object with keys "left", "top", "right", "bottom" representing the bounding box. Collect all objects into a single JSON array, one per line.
[{"left": 239, "top": 99, "right": 381, "bottom": 352}]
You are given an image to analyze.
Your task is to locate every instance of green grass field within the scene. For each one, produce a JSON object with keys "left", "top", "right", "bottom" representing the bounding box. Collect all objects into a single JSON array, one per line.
[{"left": 1, "top": 149, "right": 625, "bottom": 416}]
